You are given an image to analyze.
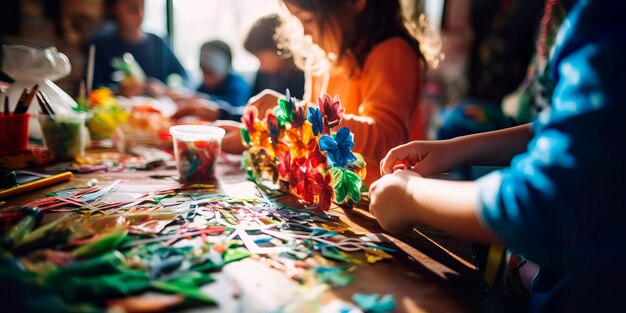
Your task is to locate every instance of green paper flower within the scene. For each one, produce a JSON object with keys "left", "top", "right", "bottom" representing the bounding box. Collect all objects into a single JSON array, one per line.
[
  {"left": 329, "top": 167, "right": 362, "bottom": 203},
  {"left": 276, "top": 97, "right": 293, "bottom": 126},
  {"left": 241, "top": 128, "right": 251, "bottom": 146}
]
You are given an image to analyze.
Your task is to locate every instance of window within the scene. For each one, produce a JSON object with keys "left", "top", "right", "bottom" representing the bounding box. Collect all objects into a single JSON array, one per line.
[{"left": 144, "top": 0, "right": 282, "bottom": 86}]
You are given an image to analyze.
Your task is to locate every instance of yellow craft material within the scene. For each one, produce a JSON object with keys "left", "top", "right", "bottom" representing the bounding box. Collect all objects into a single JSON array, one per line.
[{"left": 0, "top": 171, "right": 73, "bottom": 199}]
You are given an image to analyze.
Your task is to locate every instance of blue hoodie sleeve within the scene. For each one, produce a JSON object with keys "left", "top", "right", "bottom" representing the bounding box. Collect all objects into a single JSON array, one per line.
[{"left": 477, "top": 0, "right": 626, "bottom": 266}]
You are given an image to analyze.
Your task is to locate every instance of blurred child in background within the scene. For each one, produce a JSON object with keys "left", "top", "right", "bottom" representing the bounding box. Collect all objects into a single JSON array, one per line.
[
  {"left": 244, "top": 14, "right": 305, "bottom": 99},
  {"left": 171, "top": 40, "right": 251, "bottom": 121},
  {"left": 89, "top": 0, "right": 187, "bottom": 97}
]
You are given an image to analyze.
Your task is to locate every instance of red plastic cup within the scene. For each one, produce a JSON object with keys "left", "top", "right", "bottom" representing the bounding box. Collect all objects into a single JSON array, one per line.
[{"left": 0, "top": 113, "right": 31, "bottom": 155}]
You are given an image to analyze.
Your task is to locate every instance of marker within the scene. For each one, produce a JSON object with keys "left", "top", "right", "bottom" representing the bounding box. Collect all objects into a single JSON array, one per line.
[{"left": 1, "top": 206, "right": 42, "bottom": 249}]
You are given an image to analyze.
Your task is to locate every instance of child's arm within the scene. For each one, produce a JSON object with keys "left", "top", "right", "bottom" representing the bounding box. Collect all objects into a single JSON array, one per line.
[
  {"left": 380, "top": 124, "right": 533, "bottom": 176},
  {"left": 369, "top": 170, "right": 501, "bottom": 245}
]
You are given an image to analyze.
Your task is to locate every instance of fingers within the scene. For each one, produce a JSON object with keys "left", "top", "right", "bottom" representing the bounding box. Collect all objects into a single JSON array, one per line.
[
  {"left": 213, "top": 120, "right": 243, "bottom": 132},
  {"left": 221, "top": 131, "right": 245, "bottom": 154},
  {"left": 380, "top": 145, "right": 412, "bottom": 176},
  {"left": 171, "top": 107, "right": 193, "bottom": 120},
  {"left": 247, "top": 90, "right": 280, "bottom": 117}
]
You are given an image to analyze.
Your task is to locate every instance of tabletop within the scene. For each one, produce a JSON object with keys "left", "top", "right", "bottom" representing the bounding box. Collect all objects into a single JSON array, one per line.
[{"left": 1, "top": 160, "right": 482, "bottom": 313}]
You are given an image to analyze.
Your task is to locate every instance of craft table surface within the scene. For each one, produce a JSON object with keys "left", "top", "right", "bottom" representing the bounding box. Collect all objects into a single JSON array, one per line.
[{"left": 4, "top": 161, "right": 482, "bottom": 313}]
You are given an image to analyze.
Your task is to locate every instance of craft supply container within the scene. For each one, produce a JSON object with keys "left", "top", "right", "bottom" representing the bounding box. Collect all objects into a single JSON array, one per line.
[
  {"left": 169, "top": 125, "right": 225, "bottom": 183},
  {"left": 0, "top": 113, "right": 31, "bottom": 155},
  {"left": 38, "top": 112, "right": 87, "bottom": 160}
]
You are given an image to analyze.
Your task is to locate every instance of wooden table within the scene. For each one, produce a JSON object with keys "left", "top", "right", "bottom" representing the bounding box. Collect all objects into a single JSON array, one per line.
[{"left": 2, "top": 162, "right": 483, "bottom": 312}]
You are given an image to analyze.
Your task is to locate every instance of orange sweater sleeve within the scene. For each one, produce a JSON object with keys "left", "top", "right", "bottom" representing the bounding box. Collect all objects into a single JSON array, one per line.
[{"left": 340, "top": 38, "right": 423, "bottom": 183}]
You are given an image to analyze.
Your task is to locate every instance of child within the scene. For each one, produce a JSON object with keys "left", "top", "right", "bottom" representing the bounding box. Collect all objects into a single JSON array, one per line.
[
  {"left": 244, "top": 14, "right": 305, "bottom": 99},
  {"left": 222, "top": 0, "right": 427, "bottom": 184},
  {"left": 171, "top": 40, "right": 251, "bottom": 121},
  {"left": 370, "top": 0, "right": 626, "bottom": 311},
  {"left": 89, "top": 0, "right": 187, "bottom": 97}
]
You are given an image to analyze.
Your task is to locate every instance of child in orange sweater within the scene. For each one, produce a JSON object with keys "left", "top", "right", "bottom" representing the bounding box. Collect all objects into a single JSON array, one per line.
[{"left": 222, "top": 0, "right": 427, "bottom": 184}]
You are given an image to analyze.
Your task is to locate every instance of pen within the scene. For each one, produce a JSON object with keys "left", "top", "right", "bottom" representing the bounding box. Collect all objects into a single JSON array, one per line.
[{"left": 0, "top": 171, "right": 73, "bottom": 199}]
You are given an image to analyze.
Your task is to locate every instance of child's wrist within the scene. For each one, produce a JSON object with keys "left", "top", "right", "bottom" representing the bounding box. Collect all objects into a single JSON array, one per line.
[{"left": 447, "top": 137, "right": 470, "bottom": 168}]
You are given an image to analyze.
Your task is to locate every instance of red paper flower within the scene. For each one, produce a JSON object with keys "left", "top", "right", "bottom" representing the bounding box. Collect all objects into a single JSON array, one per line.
[
  {"left": 318, "top": 93, "right": 344, "bottom": 133},
  {"left": 307, "top": 140, "right": 326, "bottom": 170},
  {"left": 312, "top": 171, "right": 333, "bottom": 211},
  {"left": 275, "top": 143, "right": 291, "bottom": 179},
  {"left": 242, "top": 106, "right": 258, "bottom": 132},
  {"left": 289, "top": 157, "right": 316, "bottom": 202}
]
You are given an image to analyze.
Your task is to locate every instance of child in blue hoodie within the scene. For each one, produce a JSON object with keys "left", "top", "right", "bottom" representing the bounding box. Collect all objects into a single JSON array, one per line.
[{"left": 370, "top": 0, "right": 626, "bottom": 311}]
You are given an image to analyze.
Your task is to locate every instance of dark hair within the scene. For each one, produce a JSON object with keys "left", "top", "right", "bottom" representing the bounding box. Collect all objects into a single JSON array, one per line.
[
  {"left": 283, "top": 0, "right": 424, "bottom": 69},
  {"left": 201, "top": 40, "right": 233, "bottom": 66},
  {"left": 244, "top": 14, "right": 282, "bottom": 54},
  {"left": 103, "top": 0, "right": 119, "bottom": 20}
]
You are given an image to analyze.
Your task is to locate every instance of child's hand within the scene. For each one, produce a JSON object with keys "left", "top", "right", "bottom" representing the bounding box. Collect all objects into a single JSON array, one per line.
[
  {"left": 215, "top": 121, "right": 246, "bottom": 155},
  {"left": 247, "top": 89, "right": 283, "bottom": 117},
  {"left": 380, "top": 140, "right": 460, "bottom": 177},
  {"left": 118, "top": 82, "right": 145, "bottom": 98},
  {"left": 369, "top": 170, "right": 422, "bottom": 233},
  {"left": 171, "top": 99, "right": 220, "bottom": 121}
]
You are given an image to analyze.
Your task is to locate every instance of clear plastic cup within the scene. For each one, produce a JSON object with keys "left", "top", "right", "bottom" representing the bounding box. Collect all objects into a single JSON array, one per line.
[
  {"left": 0, "top": 113, "right": 31, "bottom": 155},
  {"left": 169, "top": 125, "right": 225, "bottom": 183},
  {"left": 38, "top": 113, "right": 87, "bottom": 161}
]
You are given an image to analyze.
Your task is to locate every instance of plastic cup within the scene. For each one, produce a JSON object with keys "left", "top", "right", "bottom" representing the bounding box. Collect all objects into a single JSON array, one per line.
[
  {"left": 0, "top": 113, "right": 31, "bottom": 155},
  {"left": 169, "top": 125, "right": 225, "bottom": 183},
  {"left": 38, "top": 113, "right": 87, "bottom": 161}
]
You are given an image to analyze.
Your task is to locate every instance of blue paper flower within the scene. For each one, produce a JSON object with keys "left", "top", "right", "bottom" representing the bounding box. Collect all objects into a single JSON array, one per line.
[
  {"left": 308, "top": 107, "right": 324, "bottom": 136},
  {"left": 319, "top": 127, "right": 357, "bottom": 167}
]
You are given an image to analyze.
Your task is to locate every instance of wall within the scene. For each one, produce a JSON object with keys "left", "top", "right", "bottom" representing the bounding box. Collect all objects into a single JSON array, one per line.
[{"left": 0, "top": 0, "right": 103, "bottom": 95}]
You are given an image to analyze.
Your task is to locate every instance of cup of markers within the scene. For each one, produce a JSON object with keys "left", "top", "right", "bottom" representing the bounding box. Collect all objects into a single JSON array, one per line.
[
  {"left": 0, "top": 85, "right": 40, "bottom": 155},
  {"left": 0, "top": 112, "right": 31, "bottom": 155},
  {"left": 169, "top": 125, "right": 225, "bottom": 183}
]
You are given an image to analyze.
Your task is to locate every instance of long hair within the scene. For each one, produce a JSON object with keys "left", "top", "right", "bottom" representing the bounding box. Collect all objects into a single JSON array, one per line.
[{"left": 281, "top": 0, "right": 427, "bottom": 76}]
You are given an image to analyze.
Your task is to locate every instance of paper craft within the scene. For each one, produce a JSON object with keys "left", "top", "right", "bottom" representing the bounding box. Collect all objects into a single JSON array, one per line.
[
  {"left": 352, "top": 293, "right": 396, "bottom": 313},
  {"left": 242, "top": 90, "right": 366, "bottom": 211}
]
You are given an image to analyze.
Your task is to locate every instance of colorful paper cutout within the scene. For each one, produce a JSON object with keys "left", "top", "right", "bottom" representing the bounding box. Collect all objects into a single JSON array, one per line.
[{"left": 242, "top": 90, "right": 366, "bottom": 211}]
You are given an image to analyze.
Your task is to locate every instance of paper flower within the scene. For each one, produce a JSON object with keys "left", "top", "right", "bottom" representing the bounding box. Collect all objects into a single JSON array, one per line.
[
  {"left": 242, "top": 106, "right": 258, "bottom": 132},
  {"left": 319, "top": 127, "right": 357, "bottom": 167},
  {"left": 307, "top": 107, "right": 324, "bottom": 136},
  {"left": 275, "top": 97, "right": 293, "bottom": 127},
  {"left": 79, "top": 87, "right": 129, "bottom": 139},
  {"left": 318, "top": 93, "right": 344, "bottom": 133},
  {"left": 275, "top": 143, "right": 291, "bottom": 179},
  {"left": 285, "top": 123, "right": 314, "bottom": 157},
  {"left": 307, "top": 140, "right": 326, "bottom": 169},
  {"left": 266, "top": 113, "right": 280, "bottom": 146},
  {"left": 329, "top": 167, "right": 362, "bottom": 203},
  {"left": 241, "top": 128, "right": 252, "bottom": 146},
  {"left": 291, "top": 103, "right": 307, "bottom": 129},
  {"left": 242, "top": 90, "right": 365, "bottom": 211},
  {"left": 312, "top": 172, "right": 333, "bottom": 211},
  {"left": 289, "top": 157, "right": 317, "bottom": 202}
]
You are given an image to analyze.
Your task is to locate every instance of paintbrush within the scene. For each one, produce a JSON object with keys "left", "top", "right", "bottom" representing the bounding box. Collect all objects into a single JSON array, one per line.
[
  {"left": 19, "top": 84, "right": 39, "bottom": 114},
  {"left": 12, "top": 89, "right": 28, "bottom": 115},
  {"left": 36, "top": 92, "right": 50, "bottom": 115},
  {"left": 37, "top": 90, "right": 55, "bottom": 115}
]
